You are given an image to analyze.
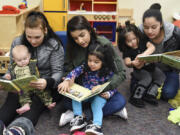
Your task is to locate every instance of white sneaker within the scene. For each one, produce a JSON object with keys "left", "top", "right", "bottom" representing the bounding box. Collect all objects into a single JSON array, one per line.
[
  {"left": 113, "top": 107, "right": 128, "bottom": 120},
  {"left": 59, "top": 110, "right": 74, "bottom": 127}
]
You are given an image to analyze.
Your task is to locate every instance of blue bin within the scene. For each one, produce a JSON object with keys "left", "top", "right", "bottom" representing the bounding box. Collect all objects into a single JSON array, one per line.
[{"left": 55, "top": 31, "right": 67, "bottom": 52}]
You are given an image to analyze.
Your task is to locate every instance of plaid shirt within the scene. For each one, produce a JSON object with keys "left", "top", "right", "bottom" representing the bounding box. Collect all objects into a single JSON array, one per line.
[{"left": 66, "top": 64, "right": 117, "bottom": 97}]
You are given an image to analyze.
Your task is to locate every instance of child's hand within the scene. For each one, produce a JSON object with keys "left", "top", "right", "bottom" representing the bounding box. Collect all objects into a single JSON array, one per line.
[
  {"left": 4, "top": 73, "right": 11, "bottom": 80},
  {"left": 132, "top": 59, "right": 144, "bottom": 69},
  {"left": 100, "top": 92, "right": 110, "bottom": 99},
  {"left": 91, "top": 85, "right": 101, "bottom": 93},
  {"left": 58, "top": 80, "right": 70, "bottom": 94}
]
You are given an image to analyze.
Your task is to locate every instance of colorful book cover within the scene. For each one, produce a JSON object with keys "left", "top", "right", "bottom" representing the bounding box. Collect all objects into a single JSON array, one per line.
[
  {"left": 60, "top": 82, "right": 110, "bottom": 102},
  {"left": 0, "top": 75, "right": 38, "bottom": 92},
  {"left": 138, "top": 50, "right": 180, "bottom": 70}
]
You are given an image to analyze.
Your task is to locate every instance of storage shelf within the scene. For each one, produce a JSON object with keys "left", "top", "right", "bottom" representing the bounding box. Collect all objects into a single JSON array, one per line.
[
  {"left": 71, "top": 0, "right": 92, "bottom": 1},
  {"left": 93, "top": 2, "right": 117, "bottom": 4},
  {"left": 96, "top": 31, "right": 113, "bottom": 34}
]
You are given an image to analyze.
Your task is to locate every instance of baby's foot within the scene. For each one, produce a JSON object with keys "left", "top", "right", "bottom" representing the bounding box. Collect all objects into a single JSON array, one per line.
[
  {"left": 16, "top": 103, "right": 30, "bottom": 115},
  {"left": 47, "top": 102, "right": 56, "bottom": 110}
]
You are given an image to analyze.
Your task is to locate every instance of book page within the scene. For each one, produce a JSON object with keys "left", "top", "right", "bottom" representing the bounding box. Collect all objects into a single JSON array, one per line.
[
  {"left": 63, "top": 83, "right": 92, "bottom": 102},
  {"left": 61, "top": 82, "right": 110, "bottom": 102},
  {"left": 12, "top": 75, "right": 38, "bottom": 92},
  {"left": 138, "top": 54, "right": 162, "bottom": 63},
  {"left": 0, "top": 79, "right": 21, "bottom": 92},
  {"left": 162, "top": 55, "right": 180, "bottom": 70},
  {"left": 164, "top": 50, "right": 180, "bottom": 57}
]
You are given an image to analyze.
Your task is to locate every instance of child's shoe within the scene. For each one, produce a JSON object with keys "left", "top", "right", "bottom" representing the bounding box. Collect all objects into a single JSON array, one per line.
[
  {"left": 143, "top": 94, "right": 158, "bottom": 105},
  {"left": 129, "top": 97, "right": 145, "bottom": 108},
  {"left": 70, "top": 115, "right": 87, "bottom": 133},
  {"left": 85, "top": 124, "right": 103, "bottom": 135},
  {"left": 129, "top": 85, "right": 146, "bottom": 108}
]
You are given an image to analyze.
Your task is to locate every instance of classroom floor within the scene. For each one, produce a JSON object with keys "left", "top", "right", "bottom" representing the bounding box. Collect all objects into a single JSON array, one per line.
[{"left": 0, "top": 47, "right": 180, "bottom": 135}]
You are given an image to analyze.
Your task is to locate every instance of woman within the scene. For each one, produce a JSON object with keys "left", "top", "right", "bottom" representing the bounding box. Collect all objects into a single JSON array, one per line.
[
  {"left": 0, "top": 11, "right": 64, "bottom": 135},
  {"left": 139, "top": 3, "right": 180, "bottom": 100},
  {"left": 59, "top": 15, "right": 127, "bottom": 127}
]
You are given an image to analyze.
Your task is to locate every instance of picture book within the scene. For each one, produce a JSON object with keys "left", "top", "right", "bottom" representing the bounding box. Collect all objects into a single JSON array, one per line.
[
  {"left": 60, "top": 82, "right": 110, "bottom": 102},
  {"left": 138, "top": 50, "right": 180, "bottom": 70},
  {"left": 0, "top": 75, "right": 38, "bottom": 93}
]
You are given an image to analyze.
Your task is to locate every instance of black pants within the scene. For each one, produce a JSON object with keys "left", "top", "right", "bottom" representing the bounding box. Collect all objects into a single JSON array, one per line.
[{"left": 0, "top": 89, "right": 62, "bottom": 126}]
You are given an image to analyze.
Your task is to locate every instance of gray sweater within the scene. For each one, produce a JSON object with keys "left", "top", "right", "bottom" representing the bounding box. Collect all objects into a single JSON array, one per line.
[{"left": 9, "top": 36, "right": 64, "bottom": 88}]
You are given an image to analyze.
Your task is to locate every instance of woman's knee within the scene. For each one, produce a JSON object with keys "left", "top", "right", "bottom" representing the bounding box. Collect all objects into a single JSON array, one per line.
[{"left": 162, "top": 89, "right": 178, "bottom": 99}]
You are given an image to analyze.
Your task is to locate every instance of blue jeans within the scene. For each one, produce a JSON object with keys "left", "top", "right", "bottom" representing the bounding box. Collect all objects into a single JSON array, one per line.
[
  {"left": 73, "top": 96, "right": 106, "bottom": 126},
  {"left": 64, "top": 91, "right": 126, "bottom": 120},
  {"left": 162, "top": 71, "right": 179, "bottom": 99}
]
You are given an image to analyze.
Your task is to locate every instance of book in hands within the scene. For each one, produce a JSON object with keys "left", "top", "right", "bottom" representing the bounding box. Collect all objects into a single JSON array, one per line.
[
  {"left": 138, "top": 50, "right": 180, "bottom": 70},
  {"left": 60, "top": 82, "right": 110, "bottom": 102},
  {"left": 0, "top": 75, "right": 38, "bottom": 93}
]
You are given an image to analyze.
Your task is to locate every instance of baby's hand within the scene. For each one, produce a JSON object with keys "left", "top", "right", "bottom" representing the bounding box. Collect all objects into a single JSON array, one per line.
[{"left": 4, "top": 73, "right": 11, "bottom": 80}]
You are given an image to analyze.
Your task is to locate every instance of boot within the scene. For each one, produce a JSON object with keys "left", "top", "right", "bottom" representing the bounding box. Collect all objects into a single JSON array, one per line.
[
  {"left": 129, "top": 85, "right": 146, "bottom": 108},
  {"left": 143, "top": 83, "right": 159, "bottom": 105}
]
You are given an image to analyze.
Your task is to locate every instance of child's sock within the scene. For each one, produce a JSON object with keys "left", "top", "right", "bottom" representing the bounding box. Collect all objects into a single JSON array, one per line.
[{"left": 0, "top": 120, "right": 25, "bottom": 135}]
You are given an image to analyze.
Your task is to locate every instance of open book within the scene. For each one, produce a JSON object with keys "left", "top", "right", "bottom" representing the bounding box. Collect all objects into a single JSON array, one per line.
[
  {"left": 138, "top": 50, "right": 180, "bottom": 70},
  {"left": 60, "top": 82, "right": 110, "bottom": 102},
  {"left": 0, "top": 75, "right": 38, "bottom": 93}
]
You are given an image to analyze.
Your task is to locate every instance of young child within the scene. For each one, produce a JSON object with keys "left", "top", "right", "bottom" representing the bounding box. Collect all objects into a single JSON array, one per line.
[
  {"left": 117, "top": 21, "right": 165, "bottom": 108},
  {"left": 9, "top": 45, "right": 56, "bottom": 114},
  {"left": 58, "top": 43, "right": 120, "bottom": 135}
]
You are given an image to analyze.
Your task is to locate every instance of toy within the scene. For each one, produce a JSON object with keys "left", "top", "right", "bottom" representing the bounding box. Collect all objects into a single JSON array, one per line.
[
  {"left": 80, "top": 3, "right": 85, "bottom": 11},
  {"left": 0, "top": 5, "right": 20, "bottom": 14},
  {"left": 19, "top": 0, "right": 28, "bottom": 9}
]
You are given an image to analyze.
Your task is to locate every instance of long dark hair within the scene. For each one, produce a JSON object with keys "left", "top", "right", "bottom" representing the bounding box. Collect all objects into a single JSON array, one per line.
[
  {"left": 66, "top": 15, "right": 97, "bottom": 61},
  {"left": 22, "top": 11, "right": 63, "bottom": 54},
  {"left": 117, "top": 21, "right": 143, "bottom": 52},
  {"left": 85, "top": 42, "right": 115, "bottom": 77}
]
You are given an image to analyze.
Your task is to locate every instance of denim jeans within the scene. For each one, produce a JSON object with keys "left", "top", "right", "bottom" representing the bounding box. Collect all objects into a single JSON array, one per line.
[
  {"left": 64, "top": 91, "right": 126, "bottom": 120},
  {"left": 162, "top": 71, "right": 179, "bottom": 99},
  {"left": 73, "top": 96, "right": 106, "bottom": 126},
  {"left": 8, "top": 117, "right": 34, "bottom": 135}
]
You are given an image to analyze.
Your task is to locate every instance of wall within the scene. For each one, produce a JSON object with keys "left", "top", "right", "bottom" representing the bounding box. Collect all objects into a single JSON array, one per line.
[
  {"left": 118, "top": 0, "right": 180, "bottom": 25},
  {"left": 0, "top": 0, "right": 179, "bottom": 25},
  {"left": 0, "top": 0, "right": 41, "bottom": 9}
]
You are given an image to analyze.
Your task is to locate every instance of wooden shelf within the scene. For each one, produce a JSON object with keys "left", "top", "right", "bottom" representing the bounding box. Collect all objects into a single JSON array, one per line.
[
  {"left": 96, "top": 31, "right": 113, "bottom": 34},
  {"left": 71, "top": 0, "right": 92, "bottom": 1},
  {"left": 93, "top": 2, "right": 117, "bottom": 4}
]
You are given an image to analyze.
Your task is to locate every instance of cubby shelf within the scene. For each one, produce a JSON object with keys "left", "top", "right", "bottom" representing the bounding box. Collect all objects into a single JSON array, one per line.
[
  {"left": 93, "top": 2, "right": 117, "bottom": 4},
  {"left": 68, "top": 0, "right": 117, "bottom": 43}
]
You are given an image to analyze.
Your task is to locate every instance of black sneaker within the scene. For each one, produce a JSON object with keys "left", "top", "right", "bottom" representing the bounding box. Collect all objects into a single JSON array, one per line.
[
  {"left": 129, "top": 97, "right": 145, "bottom": 108},
  {"left": 143, "top": 94, "right": 158, "bottom": 106},
  {"left": 70, "top": 115, "right": 87, "bottom": 133},
  {"left": 85, "top": 124, "right": 103, "bottom": 135}
]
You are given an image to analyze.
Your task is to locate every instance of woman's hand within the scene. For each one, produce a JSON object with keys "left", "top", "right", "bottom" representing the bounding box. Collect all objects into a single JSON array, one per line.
[
  {"left": 58, "top": 80, "right": 70, "bottom": 94},
  {"left": 100, "top": 92, "right": 110, "bottom": 99},
  {"left": 29, "top": 78, "right": 47, "bottom": 90}
]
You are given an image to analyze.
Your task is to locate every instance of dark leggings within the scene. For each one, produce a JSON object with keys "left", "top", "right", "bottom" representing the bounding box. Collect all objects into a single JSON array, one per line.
[
  {"left": 0, "top": 89, "right": 62, "bottom": 126},
  {"left": 63, "top": 91, "right": 126, "bottom": 120}
]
